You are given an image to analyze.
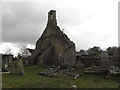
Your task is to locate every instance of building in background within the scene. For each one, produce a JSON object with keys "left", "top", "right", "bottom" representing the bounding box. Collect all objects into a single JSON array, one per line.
[{"left": 21, "top": 48, "right": 34, "bottom": 59}]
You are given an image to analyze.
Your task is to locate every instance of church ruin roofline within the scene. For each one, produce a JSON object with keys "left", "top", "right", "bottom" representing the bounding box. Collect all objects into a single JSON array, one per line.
[
  {"left": 49, "top": 10, "right": 56, "bottom": 12},
  {"left": 47, "top": 10, "right": 57, "bottom": 26}
]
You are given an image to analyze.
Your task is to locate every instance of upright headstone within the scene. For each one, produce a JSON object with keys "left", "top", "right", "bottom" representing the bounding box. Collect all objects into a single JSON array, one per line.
[
  {"left": 4, "top": 61, "right": 8, "bottom": 72},
  {"left": 76, "top": 61, "right": 83, "bottom": 68},
  {"left": 37, "top": 59, "right": 43, "bottom": 66},
  {"left": 18, "top": 59, "right": 25, "bottom": 75},
  {"left": 100, "top": 51, "right": 109, "bottom": 67},
  {"left": 113, "top": 53, "right": 118, "bottom": 67},
  {"left": 24, "top": 60, "right": 29, "bottom": 66},
  {"left": 9, "top": 62, "right": 15, "bottom": 74}
]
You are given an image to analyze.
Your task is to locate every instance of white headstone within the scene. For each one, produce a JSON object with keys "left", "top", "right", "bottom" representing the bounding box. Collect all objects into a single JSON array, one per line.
[{"left": 4, "top": 62, "right": 8, "bottom": 72}]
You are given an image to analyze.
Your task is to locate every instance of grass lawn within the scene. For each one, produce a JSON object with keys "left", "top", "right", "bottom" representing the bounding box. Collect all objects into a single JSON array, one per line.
[{"left": 2, "top": 65, "right": 120, "bottom": 88}]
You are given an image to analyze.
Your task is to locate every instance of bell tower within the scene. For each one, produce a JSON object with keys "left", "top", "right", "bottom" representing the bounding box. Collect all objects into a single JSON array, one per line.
[{"left": 47, "top": 10, "right": 57, "bottom": 26}]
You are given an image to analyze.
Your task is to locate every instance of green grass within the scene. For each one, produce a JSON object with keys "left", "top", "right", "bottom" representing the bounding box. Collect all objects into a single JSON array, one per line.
[{"left": 2, "top": 65, "right": 119, "bottom": 88}]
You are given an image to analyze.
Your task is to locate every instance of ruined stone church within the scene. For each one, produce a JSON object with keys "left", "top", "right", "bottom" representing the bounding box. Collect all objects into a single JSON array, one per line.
[{"left": 30, "top": 10, "right": 76, "bottom": 66}]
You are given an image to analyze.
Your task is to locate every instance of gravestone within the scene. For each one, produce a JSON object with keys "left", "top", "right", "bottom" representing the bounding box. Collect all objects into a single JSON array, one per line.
[
  {"left": 100, "top": 51, "right": 109, "bottom": 67},
  {"left": 9, "top": 62, "right": 15, "bottom": 74},
  {"left": 4, "top": 61, "right": 8, "bottom": 72},
  {"left": 76, "top": 61, "right": 83, "bottom": 68},
  {"left": 40, "top": 59, "right": 43, "bottom": 66},
  {"left": 113, "top": 53, "right": 118, "bottom": 67},
  {"left": 24, "top": 60, "right": 29, "bottom": 66},
  {"left": 18, "top": 60, "right": 25, "bottom": 75}
]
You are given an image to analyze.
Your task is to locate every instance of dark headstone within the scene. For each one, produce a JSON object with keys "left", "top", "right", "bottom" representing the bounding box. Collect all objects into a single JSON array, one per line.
[
  {"left": 9, "top": 62, "right": 15, "bottom": 74},
  {"left": 76, "top": 61, "right": 83, "bottom": 68},
  {"left": 100, "top": 51, "right": 109, "bottom": 67},
  {"left": 24, "top": 60, "right": 29, "bottom": 66}
]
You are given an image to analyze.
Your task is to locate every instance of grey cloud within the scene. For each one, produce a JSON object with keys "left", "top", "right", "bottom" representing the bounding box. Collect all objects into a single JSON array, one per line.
[
  {"left": 2, "top": 2, "right": 85, "bottom": 49},
  {"left": 2, "top": 2, "right": 47, "bottom": 44}
]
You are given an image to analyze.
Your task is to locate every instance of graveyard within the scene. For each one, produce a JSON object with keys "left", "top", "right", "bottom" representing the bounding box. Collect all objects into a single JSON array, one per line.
[
  {"left": 2, "top": 65, "right": 120, "bottom": 88},
  {"left": 1, "top": 10, "right": 120, "bottom": 88}
]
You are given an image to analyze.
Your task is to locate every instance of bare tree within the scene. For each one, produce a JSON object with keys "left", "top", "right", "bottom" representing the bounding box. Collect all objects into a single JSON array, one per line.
[
  {"left": 19, "top": 46, "right": 26, "bottom": 56},
  {"left": 4, "top": 48, "right": 12, "bottom": 55}
]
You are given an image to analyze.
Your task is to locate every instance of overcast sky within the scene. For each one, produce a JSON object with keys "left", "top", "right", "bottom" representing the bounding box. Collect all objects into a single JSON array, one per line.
[{"left": 0, "top": 0, "right": 119, "bottom": 56}]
